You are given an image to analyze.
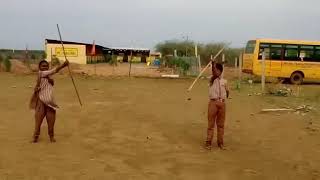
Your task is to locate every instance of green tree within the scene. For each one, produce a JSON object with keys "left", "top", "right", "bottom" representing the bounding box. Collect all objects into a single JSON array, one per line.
[
  {"left": 155, "top": 40, "right": 243, "bottom": 66},
  {"left": 51, "top": 55, "right": 61, "bottom": 66},
  {"left": 42, "top": 52, "right": 47, "bottom": 59},
  {"left": 109, "top": 54, "right": 118, "bottom": 66},
  {"left": 3, "top": 56, "right": 12, "bottom": 72},
  {"left": 31, "top": 54, "right": 36, "bottom": 60},
  {"left": 155, "top": 40, "right": 195, "bottom": 57},
  {"left": 0, "top": 54, "right": 3, "bottom": 71}
]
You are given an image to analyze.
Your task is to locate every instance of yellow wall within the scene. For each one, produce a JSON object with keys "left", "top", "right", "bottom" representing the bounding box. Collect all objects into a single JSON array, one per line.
[{"left": 45, "top": 43, "right": 87, "bottom": 64}]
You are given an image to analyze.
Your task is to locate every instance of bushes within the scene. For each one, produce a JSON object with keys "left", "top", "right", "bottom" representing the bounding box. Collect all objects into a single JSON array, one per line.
[
  {"left": 3, "top": 56, "right": 12, "bottom": 72},
  {"left": 51, "top": 55, "right": 61, "bottom": 66},
  {"left": 155, "top": 40, "right": 243, "bottom": 66},
  {"left": 0, "top": 54, "right": 3, "bottom": 71},
  {"left": 109, "top": 55, "right": 118, "bottom": 66},
  {"left": 166, "top": 57, "right": 191, "bottom": 75},
  {"left": 0, "top": 54, "right": 12, "bottom": 72}
]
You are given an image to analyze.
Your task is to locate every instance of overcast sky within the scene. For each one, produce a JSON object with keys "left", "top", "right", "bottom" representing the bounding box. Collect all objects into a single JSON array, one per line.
[{"left": 0, "top": 0, "right": 319, "bottom": 50}]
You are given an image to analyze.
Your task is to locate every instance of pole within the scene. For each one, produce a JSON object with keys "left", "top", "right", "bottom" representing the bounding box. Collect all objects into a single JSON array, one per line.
[
  {"left": 198, "top": 56, "right": 201, "bottom": 74},
  {"left": 50, "top": 48, "right": 53, "bottom": 66},
  {"left": 235, "top": 57, "right": 238, "bottom": 69},
  {"left": 187, "top": 47, "right": 225, "bottom": 91},
  {"left": 94, "top": 56, "right": 96, "bottom": 75},
  {"left": 56, "top": 24, "right": 83, "bottom": 106},
  {"left": 238, "top": 54, "right": 243, "bottom": 90},
  {"left": 261, "top": 51, "right": 266, "bottom": 93},
  {"left": 129, "top": 50, "right": 133, "bottom": 77},
  {"left": 235, "top": 57, "right": 238, "bottom": 88},
  {"left": 195, "top": 44, "right": 198, "bottom": 57},
  {"left": 222, "top": 54, "right": 225, "bottom": 78}
]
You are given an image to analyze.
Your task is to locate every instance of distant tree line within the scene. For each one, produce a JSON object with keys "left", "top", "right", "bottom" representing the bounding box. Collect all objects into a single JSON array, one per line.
[
  {"left": 0, "top": 49, "right": 45, "bottom": 62},
  {"left": 155, "top": 40, "right": 243, "bottom": 66}
]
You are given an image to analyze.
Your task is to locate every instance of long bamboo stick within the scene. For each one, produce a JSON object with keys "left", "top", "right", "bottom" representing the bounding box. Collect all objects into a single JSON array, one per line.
[
  {"left": 187, "top": 47, "right": 225, "bottom": 91},
  {"left": 56, "top": 24, "right": 83, "bottom": 106}
]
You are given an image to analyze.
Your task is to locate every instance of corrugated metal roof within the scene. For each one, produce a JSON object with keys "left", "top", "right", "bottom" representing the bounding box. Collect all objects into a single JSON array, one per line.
[
  {"left": 109, "top": 47, "right": 150, "bottom": 51},
  {"left": 45, "top": 39, "right": 105, "bottom": 48}
]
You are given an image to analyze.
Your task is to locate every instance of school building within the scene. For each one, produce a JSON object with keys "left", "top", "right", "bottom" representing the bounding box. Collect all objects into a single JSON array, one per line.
[{"left": 45, "top": 39, "right": 160, "bottom": 65}]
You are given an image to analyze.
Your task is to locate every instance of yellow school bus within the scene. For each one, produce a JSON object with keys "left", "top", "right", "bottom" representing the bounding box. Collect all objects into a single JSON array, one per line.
[{"left": 243, "top": 39, "right": 320, "bottom": 84}]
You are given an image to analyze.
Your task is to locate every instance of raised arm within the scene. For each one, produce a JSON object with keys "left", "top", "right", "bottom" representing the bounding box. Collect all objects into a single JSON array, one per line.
[
  {"left": 40, "top": 60, "right": 69, "bottom": 78},
  {"left": 55, "top": 60, "right": 69, "bottom": 73}
]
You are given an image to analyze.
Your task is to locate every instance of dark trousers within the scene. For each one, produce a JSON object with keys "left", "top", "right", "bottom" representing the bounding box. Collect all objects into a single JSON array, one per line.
[{"left": 33, "top": 100, "right": 56, "bottom": 138}]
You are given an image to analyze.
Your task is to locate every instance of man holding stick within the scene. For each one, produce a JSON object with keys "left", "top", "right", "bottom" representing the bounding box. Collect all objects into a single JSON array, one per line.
[
  {"left": 30, "top": 59, "right": 69, "bottom": 143},
  {"left": 205, "top": 62, "right": 229, "bottom": 150}
]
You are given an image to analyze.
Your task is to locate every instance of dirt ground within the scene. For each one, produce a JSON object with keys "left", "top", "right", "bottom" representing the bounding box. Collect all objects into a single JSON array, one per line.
[
  {"left": 72, "top": 63, "right": 171, "bottom": 77},
  {"left": 0, "top": 71, "right": 320, "bottom": 180}
]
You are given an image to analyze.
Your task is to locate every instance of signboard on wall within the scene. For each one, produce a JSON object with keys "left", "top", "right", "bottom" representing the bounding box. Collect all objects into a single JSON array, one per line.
[{"left": 55, "top": 48, "right": 78, "bottom": 57}]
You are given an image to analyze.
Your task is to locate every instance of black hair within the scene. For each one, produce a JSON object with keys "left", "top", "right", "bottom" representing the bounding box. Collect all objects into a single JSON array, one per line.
[
  {"left": 211, "top": 62, "right": 224, "bottom": 72},
  {"left": 215, "top": 63, "right": 223, "bottom": 72},
  {"left": 38, "top": 60, "right": 49, "bottom": 68}
]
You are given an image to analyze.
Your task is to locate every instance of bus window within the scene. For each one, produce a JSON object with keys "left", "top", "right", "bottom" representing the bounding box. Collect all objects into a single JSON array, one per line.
[
  {"left": 270, "top": 44, "right": 282, "bottom": 60},
  {"left": 245, "top": 40, "right": 256, "bottom": 54},
  {"left": 314, "top": 46, "right": 320, "bottom": 61},
  {"left": 258, "top": 43, "right": 270, "bottom": 59},
  {"left": 284, "top": 45, "right": 299, "bottom": 61},
  {"left": 299, "top": 45, "right": 314, "bottom": 61}
]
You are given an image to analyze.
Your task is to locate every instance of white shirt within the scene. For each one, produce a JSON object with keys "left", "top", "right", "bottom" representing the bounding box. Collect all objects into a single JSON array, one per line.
[{"left": 209, "top": 77, "right": 228, "bottom": 100}]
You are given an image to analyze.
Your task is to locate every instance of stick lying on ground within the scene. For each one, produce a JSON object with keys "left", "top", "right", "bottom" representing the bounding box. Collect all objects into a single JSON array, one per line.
[
  {"left": 56, "top": 24, "right": 83, "bottom": 106},
  {"left": 261, "top": 105, "right": 312, "bottom": 113},
  {"left": 187, "top": 47, "right": 226, "bottom": 92},
  {"left": 261, "top": 108, "right": 295, "bottom": 112}
]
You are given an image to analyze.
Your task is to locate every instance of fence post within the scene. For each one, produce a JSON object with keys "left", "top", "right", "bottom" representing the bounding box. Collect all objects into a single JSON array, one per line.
[
  {"left": 261, "top": 51, "right": 266, "bottom": 93},
  {"left": 237, "top": 54, "right": 242, "bottom": 90},
  {"left": 129, "top": 50, "right": 133, "bottom": 77},
  {"left": 235, "top": 57, "right": 238, "bottom": 69},
  {"left": 198, "top": 56, "right": 201, "bottom": 74},
  {"left": 222, "top": 54, "right": 225, "bottom": 78},
  {"left": 50, "top": 48, "right": 53, "bottom": 66}
]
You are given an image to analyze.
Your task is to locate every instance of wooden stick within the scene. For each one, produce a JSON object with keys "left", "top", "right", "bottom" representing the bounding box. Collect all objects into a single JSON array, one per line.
[
  {"left": 261, "top": 108, "right": 295, "bottom": 112},
  {"left": 187, "top": 47, "right": 225, "bottom": 91},
  {"left": 56, "top": 24, "right": 83, "bottom": 106}
]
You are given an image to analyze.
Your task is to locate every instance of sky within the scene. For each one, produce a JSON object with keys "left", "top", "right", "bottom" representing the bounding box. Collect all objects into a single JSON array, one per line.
[{"left": 0, "top": 0, "right": 319, "bottom": 50}]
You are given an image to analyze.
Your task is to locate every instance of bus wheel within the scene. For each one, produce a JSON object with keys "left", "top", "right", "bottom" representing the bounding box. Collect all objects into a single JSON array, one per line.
[{"left": 290, "top": 72, "right": 304, "bottom": 85}]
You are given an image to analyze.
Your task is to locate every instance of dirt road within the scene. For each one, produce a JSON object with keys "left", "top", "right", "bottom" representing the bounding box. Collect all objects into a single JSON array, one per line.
[{"left": 0, "top": 73, "right": 319, "bottom": 180}]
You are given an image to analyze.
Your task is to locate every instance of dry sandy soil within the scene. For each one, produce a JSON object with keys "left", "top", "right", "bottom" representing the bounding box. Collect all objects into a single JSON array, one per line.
[
  {"left": 0, "top": 71, "right": 319, "bottom": 180},
  {"left": 72, "top": 63, "right": 171, "bottom": 77}
]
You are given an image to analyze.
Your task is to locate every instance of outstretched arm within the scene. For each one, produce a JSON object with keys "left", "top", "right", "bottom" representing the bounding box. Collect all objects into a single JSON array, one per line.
[
  {"left": 55, "top": 60, "right": 69, "bottom": 73},
  {"left": 40, "top": 60, "right": 69, "bottom": 77}
]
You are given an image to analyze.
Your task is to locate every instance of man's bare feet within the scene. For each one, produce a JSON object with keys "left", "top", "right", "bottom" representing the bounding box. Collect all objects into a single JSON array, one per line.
[
  {"left": 31, "top": 136, "right": 39, "bottom": 143},
  {"left": 50, "top": 137, "right": 56, "bottom": 143},
  {"left": 218, "top": 144, "right": 227, "bottom": 150},
  {"left": 204, "top": 141, "right": 212, "bottom": 150}
]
